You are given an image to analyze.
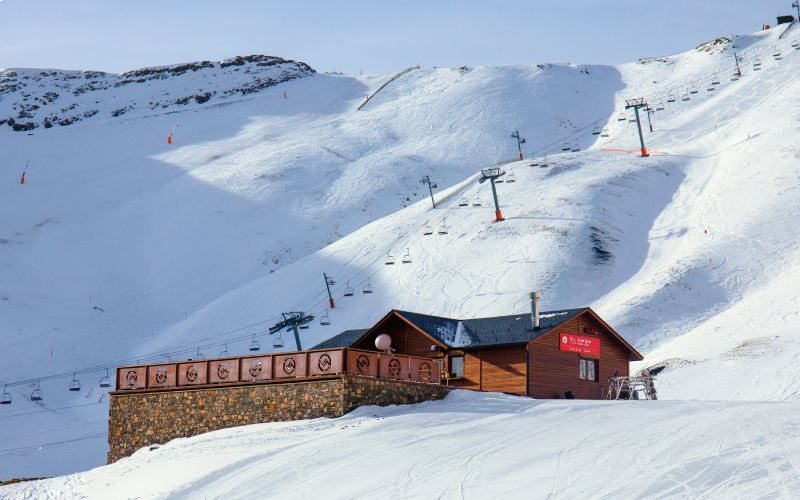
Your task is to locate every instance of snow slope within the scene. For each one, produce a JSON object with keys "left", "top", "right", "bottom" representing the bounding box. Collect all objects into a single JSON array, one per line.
[
  {"left": 3, "top": 22, "right": 800, "bottom": 480},
  {"left": 5, "top": 391, "right": 800, "bottom": 499}
]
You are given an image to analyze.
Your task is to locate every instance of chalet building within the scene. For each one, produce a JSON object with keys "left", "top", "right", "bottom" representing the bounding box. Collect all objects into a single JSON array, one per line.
[{"left": 314, "top": 306, "right": 643, "bottom": 399}]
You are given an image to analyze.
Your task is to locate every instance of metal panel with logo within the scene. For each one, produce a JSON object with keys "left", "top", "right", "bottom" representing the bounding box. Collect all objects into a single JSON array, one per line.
[
  {"left": 347, "top": 350, "right": 379, "bottom": 378},
  {"left": 379, "top": 354, "right": 409, "bottom": 380},
  {"left": 147, "top": 364, "right": 177, "bottom": 389},
  {"left": 208, "top": 359, "right": 240, "bottom": 384},
  {"left": 410, "top": 358, "right": 440, "bottom": 384},
  {"left": 239, "top": 356, "right": 272, "bottom": 382},
  {"left": 116, "top": 366, "right": 147, "bottom": 390},
  {"left": 177, "top": 362, "right": 208, "bottom": 386},
  {"left": 308, "top": 350, "right": 343, "bottom": 376},
  {"left": 274, "top": 354, "right": 307, "bottom": 379}
]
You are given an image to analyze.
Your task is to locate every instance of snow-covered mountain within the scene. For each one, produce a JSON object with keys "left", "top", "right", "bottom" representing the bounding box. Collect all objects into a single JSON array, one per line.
[{"left": 2, "top": 21, "right": 800, "bottom": 483}]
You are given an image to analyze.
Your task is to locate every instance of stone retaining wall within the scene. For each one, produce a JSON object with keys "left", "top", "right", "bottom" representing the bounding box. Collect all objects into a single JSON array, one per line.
[{"left": 108, "top": 375, "right": 449, "bottom": 463}]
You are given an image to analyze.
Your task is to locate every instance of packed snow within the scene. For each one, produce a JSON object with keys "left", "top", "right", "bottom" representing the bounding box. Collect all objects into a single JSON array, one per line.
[
  {"left": 5, "top": 391, "right": 800, "bottom": 499},
  {"left": 1, "top": 19, "right": 800, "bottom": 492}
]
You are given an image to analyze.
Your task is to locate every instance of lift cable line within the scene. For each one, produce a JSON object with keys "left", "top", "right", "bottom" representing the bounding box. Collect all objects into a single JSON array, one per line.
[
  {"left": 511, "top": 130, "right": 526, "bottom": 160},
  {"left": 625, "top": 98, "right": 651, "bottom": 157},
  {"left": 419, "top": 175, "right": 438, "bottom": 208},
  {"left": 479, "top": 168, "right": 506, "bottom": 222}
]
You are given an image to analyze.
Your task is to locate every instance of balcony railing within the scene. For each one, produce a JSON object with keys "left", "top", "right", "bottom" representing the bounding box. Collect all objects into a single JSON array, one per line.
[{"left": 115, "top": 348, "right": 442, "bottom": 391}]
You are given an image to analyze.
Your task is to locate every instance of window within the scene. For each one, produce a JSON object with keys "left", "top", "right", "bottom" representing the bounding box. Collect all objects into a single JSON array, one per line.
[
  {"left": 579, "top": 359, "right": 598, "bottom": 381},
  {"left": 449, "top": 356, "right": 465, "bottom": 378}
]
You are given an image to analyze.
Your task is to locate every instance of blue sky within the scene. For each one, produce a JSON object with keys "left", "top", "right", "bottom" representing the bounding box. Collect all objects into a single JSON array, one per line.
[{"left": 0, "top": 0, "right": 793, "bottom": 73}]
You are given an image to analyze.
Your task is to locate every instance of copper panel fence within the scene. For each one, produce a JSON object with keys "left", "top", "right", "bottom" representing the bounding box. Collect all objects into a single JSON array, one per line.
[{"left": 115, "top": 348, "right": 442, "bottom": 391}]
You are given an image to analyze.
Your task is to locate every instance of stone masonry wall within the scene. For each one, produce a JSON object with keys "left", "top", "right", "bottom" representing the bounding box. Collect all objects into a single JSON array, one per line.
[{"left": 108, "top": 375, "right": 450, "bottom": 463}]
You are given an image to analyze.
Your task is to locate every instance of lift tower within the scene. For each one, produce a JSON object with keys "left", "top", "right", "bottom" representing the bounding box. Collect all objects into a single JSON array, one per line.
[
  {"left": 625, "top": 98, "right": 650, "bottom": 157},
  {"left": 479, "top": 167, "right": 506, "bottom": 222},
  {"left": 269, "top": 312, "right": 314, "bottom": 351}
]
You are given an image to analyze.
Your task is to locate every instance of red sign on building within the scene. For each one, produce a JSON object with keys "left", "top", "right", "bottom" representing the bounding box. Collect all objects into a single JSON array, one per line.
[{"left": 559, "top": 333, "right": 600, "bottom": 357}]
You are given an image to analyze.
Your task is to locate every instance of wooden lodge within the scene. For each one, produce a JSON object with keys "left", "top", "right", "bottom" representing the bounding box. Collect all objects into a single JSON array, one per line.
[{"left": 314, "top": 305, "right": 643, "bottom": 399}]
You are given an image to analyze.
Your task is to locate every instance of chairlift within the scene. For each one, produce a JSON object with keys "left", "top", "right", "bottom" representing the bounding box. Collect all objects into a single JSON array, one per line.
[
  {"left": 495, "top": 173, "right": 505, "bottom": 183},
  {"left": 219, "top": 344, "right": 230, "bottom": 357},
  {"left": 30, "top": 381, "right": 42, "bottom": 401},
  {"left": 343, "top": 281, "right": 354, "bottom": 296},
  {"left": 249, "top": 334, "right": 261, "bottom": 352},
  {"left": 99, "top": 368, "right": 111, "bottom": 388},
  {"left": 320, "top": 311, "right": 331, "bottom": 326},
  {"left": 529, "top": 159, "right": 539, "bottom": 166},
  {"left": 656, "top": 102, "right": 665, "bottom": 111},
  {"left": 1, "top": 385, "right": 11, "bottom": 405},
  {"left": 666, "top": 94, "right": 676, "bottom": 103},
  {"left": 731, "top": 72, "right": 740, "bottom": 82},
  {"left": 681, "top": 90, "right": 690, "bottom": 101},
  {"left": 591, "top": 123, "right": 601, "bottom": 135},
  {"left": 438, "top": 218, "right": 449, "bottom": 235},
  {"left": 561, "top": 139, "right": 571, "bottom": 151},
  {"left": 690, "top": 88, "right": 699, "bottom": 94},
  {"left": 273, "top": 334, "right": 284, "bottom": 348},
  {"left": 792, "top": 40, "right": 799, "bottom": 48},
  {"left": 505, "top": 170, "right": 516, "bottom": 183},
  {"left": 617, "top": 112, "right": 627, "bottom": 122},
  {"left": 192, "top": 347, "right": 204, "bottom": 361},
  {"left": 299, "top": 322, "right": 310, "bottom": 330},
  {"left": 69, "top": 372, "right": 81, "bottom": 392},
  {"left": 401, "top": 248, "right": 412, "bottom": 264},
  {"left": 423, "top": 221, "right": 433, "bottom": 235},
  {"left": 472, "top": 197, "right": 483, "bottom": 207},
  {"left": 571, "top": 141, "right": 581, "bottom": 152},
  {"left": 384, "top": 251, "right": 396, "bottom": 265},
  {"left": 600, "top": 127, "right": 609, "bottom": 138},
  {"left": 362, "top": 278, "right": 374, "bottom": 294},
  {"left": 711, "top": 76, "right": 721, "bottom": 85},
  {"left": 773, "top": 47, "right": 783, "bottom": 59},
  {"left": 458, "top": 197, "right": 469, "bottom": 206},
  {"left": 628, "top": 115, "right": 637, "bottom": 123}
]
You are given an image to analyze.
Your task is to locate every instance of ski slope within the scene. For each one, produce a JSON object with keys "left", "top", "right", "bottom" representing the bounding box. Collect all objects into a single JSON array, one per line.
[
  {"left": 5, "top": 391, "right": 800, "bottom": 499},
  {"left": 2, "top": 23, "right": 800, "bottom": 481}
]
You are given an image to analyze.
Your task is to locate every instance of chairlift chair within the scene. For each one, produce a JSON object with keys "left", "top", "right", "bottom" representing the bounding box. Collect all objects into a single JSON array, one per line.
[
  {"left": 656, "top": 102, "right": 665, "bottom": 111},
  {"left": 681, "top": 90, "right": 690, "bottom": 101},
  {"left": 219, "top": 344, "right": 230, "bottom": 357},
  {"left": 99, "top": 369, "right": 111, "bottom": 388},
  {"left": 69, "top": 373, "right": 81, "bottom": 392},
  {"left": 249, "top": 334, "right": 261, "bottom": 352},
  {"left": 591, "top": 123, "right": 601, "bottom": 135},
  {"left": 193, "top": 347, "right": 204, "bottom": 361},
  {"left": 273, "top": 334, "right": 284, "bottom": 348},
  {"left": 438, "top": 218, "right": 449, "bottom": 235},
  {"left": 773, "top": 47, "right": 782, "bottom": 59},
  {"left": 529, "top": 159, "right": 539, "bottom": 166},
  {"left": 561, "top": 139, "right": 571, "bottom": 151},
  {"left": 423, "top": 221, "right": 433, "bottom": 235},
  {"left": 320, "top": 312, "right": 331, "bottom": 326},
  {"left": 472, "top": 197, "right": 483, "bottom": 207},
  {"left": 401, "top": 248, "right": 412, "bottom": 264},
  {"left": 458, "top": 197, "right": 469, "bottom": 206},
  {"left": 299, "top": 322, "right": 309, "bottom": 330},
  {"left": 362, "top": 278, "right": 374, "bottom": 294},
  {"left": 731, "top": 72, "right": 740, "bottom": 81},
  {"left": 600, "top": 127, "right": 609, "bottom": 138},
  {"left": 617, "top": 112, "right": 627, "bottom": 122},
  {"left": 628, "top": 115, "right": 637, "bottom": 123},
  {"left": 1, "top": 385, "right": 11, "bottom": 405},
  {"left": 571, "top": 141, "right": 581, "bottom": 152},
  {"left": 505, "top": 170, "right": 516, "bottom": 183},
  {"left": 666, "top": 94, "right": 676, "bottom": 103},
  {"left": 30, "top": 381, "right": 42, "bottom": 401},
  {"left": 792, "top": 40, "right": 799, "bottom": 48},
  {"left": 343, "top": 281, "right": 354, "bottom": 296},
  {"left": 384, "top": 251, "right": 396, "bottom": 265}
]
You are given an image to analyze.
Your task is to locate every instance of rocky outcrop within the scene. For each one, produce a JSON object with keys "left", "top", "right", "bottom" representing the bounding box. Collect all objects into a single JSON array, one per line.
[{"left": 0, "top": 55, "right": 316, "bottom": 132}]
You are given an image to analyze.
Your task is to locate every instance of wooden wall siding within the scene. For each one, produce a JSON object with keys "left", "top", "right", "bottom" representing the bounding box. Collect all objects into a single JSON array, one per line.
[
  {"left": 479, "top": 347, "right": 527, "bottom": 395},
  {"left": 447, "top": 347, "right": 526, "bottom": 395},
  {"left": 352, "top": 316, "right": 438, "bottom": 358},
  {"left": 528, "top": 312, "right": 631, "bottom": 399}
]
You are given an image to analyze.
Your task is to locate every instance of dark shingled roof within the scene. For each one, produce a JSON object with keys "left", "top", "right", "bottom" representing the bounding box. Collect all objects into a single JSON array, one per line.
[
  {"left": 311, "top": 329, "right": 369, "bottom": 349},
  {"left": 313, "top": 309, "right": 586, "bottom": 350},
  {"left": 396, "top": 308, "right": 586, "bottom": 348}
]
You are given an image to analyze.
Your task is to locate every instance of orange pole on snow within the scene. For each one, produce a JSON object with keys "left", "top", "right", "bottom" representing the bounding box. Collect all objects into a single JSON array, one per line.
[
  {"left": 495, "top": 209, "right": 504, "bottom": 221},
  {"left": 19, "top": 171, "right": 25, "bottom": 185},
  {"left": 167, "top": 133, "right": 173, "bottom": 145},
  {"left": 641, "top": 147, "right": 649, "bottom": 157}
]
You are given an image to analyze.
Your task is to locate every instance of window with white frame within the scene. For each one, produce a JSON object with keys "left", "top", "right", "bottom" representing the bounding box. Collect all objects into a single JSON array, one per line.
[{"left": 579, "top": 359, "right": 598, "bottom": 381}]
